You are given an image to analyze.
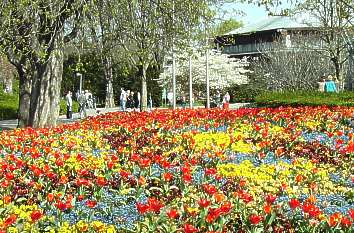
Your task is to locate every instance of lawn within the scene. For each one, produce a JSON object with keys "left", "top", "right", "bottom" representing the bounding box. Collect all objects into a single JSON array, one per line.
[{"left": 0, "top": 107, "right": 353, "bottom": 232}]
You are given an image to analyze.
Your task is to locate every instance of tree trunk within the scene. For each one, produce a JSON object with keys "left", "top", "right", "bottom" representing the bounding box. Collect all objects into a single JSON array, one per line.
[
  {"left": 141, "top": 63, "right": 148, "bottom": 111},
  {"left": 104, "top": 56, "right": 115, "bottom": 108},
  {"left": 28, "top": 33, "right": 64, "bottom": 128},
  {"left": 17, "top": 71, "right": 31, "bottom": 128}
]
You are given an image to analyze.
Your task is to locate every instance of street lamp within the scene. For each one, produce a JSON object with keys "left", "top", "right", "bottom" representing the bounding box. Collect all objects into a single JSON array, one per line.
[{"left": 76, "top": 72, "right": 83, "bottom": 94}]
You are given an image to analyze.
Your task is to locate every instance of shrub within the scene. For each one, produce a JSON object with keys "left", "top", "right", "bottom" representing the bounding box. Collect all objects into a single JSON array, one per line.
[
  {"left": 226, "top": 84, "right": 264, "bottom": 103},
  {"left": 254, "top": 91, "right": 354, "bottom": 107},
  {"left": 59, "top": 99, "right": 79, "bottom": 115},
  {"left": 0, "top": 92, "right": 19, "bottom": 120}
]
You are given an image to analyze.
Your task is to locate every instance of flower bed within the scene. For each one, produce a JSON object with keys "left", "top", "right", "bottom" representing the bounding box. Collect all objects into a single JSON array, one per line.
[{"left": 0, "top": 107, "right": 353, "bottom": 232}]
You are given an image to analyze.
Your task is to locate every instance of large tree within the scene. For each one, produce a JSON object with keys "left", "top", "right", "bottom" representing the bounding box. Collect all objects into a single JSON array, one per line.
[
  {"left": 0, "top": 0, "right": 88, "bottom": 127},
  {"left": 252, "top": 36, "right": 333, "bottom": 91},
  {"left": 294, "top": 0, "right": 354, "bottom": 89},
  {"left": 109, "top": 0, "right": 214, "bottom": 110},
  {"left": 0, "top": 54, "right": 16, "bottom": 94}
]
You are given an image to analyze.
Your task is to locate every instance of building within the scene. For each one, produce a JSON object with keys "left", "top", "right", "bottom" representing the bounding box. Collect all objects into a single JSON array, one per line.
[{"left": 215, "top": 16, "right": 320, "bottom": 58}]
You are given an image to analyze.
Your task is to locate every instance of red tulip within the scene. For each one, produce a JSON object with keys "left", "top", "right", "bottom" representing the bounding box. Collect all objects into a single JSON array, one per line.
[
  {"left": 47, "top": 193, "right": 55, "bottom": 202},
  {"left": 341, "top": 216, "right": 352, "bottom": 228},
  {"left": 203, "top": 184, "right": 217, "bottom": 195},
  {"left": 96, "top": 176, "right": 107, "bottom": 186},
  {"left": 206, "top": 208, "right": 222, "bottom": 223},
  {"left": 264, "top": 203, "right": 272, "bottom": 214},
  {"left": 289, "top": 198, "right": 301, "bottom": 209},
  {"left": 198, "top": 199, "right": 210, "bottom": 208},
  {"left": 56, "top": 200, "right": 67, "bottom": 211},
  {"left": 265, "top": 194, "right": 277, "bottom": 204},
  {"left": 166, "top": 209, "right": 180, "bottom": 219},
  {"left": 249, "top": 214, "right": 263, "bottom": 225},
  {"left": 139, "top": 158, "right": 151, "bottom": 168},
  {"left": 55, "top": 158, "right": 64, "bottom": 167},
  {"left": 183, "top": 173, "right": 192, "bottom": 183},
  {"left": 3, "top": 195, "right": 11, "bottom": 204},
  {"left": 5, "top": 172, "right": 14, "bottom": 180},
  {"left": 1, "top": 180, "right": 10, "bottom": 188},
  {"left": 148, "top": 197, "right": 164, "bottom": 213},
  {"left": 30, "top": 210, "right": 43, "bottom": 222},
  {"left": 86, "top": 200, "right": 97, "bottom": 208},
  {"left": 4, "top": 214, "right": 17, "bottom": 226},
  {"left": 220, "top": 201, "right": 233, "bottom": 214},
  {"left": 136, "top": 203, "right": 149, "bottom": 214},
  {"left": 183, "top": 223, "right": 199, "bottom": 233},
  {"left": 205, "top": 168, "right": 217, "bottom": 176},
  {"left": 78, "top": 194, "right": 85, "bottom": 201},
  {"left": 163, "top": 172, "right": 173, "bottom": 182},
  {"left": 349, "top": 209, "right": 354, "bottom": 220},
  {"left": 328, "top": 212, "right": 342, "bottom": 227}
]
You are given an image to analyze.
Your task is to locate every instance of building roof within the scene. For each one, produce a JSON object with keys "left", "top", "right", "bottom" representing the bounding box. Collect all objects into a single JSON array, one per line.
[{"left": 225, "top": 16, "right": 316, "bottom": 35}]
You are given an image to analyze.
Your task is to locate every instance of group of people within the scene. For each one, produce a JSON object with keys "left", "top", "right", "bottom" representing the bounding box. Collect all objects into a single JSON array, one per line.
[
  {"left": 65, "top": 89, "right": 96, "bottom": 119},
  {"left": 318, "top": 75, "right": 339, "bottom": 93},
  {"left": 120, "top": 88, "right": 141, "bottom": 112},
  {"left": 212, "top": 91, "right": 230, "bottom": 109}
]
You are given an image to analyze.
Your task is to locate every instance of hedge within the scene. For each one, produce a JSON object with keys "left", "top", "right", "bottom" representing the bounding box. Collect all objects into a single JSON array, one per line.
[
  {"left": 254, "top": 91, "right": 354, "bottom": 107},
  {"left": 0, "top": 92, "right": 79, "bottom": 120},
  {"left": 0, "top": 93, "right": 19, "bottom": 120}
]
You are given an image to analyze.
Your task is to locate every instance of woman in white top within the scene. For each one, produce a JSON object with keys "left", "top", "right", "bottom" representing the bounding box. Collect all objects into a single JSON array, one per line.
[{"left": 223, "top": 92, "right": 230, "bottom": 109}]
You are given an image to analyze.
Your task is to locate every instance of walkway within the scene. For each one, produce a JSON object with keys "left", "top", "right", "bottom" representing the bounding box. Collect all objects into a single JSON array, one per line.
[{"left": 0, "top": 103, "right": 250, "bottom": 130}]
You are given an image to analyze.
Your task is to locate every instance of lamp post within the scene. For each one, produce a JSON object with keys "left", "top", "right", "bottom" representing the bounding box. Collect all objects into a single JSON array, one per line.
[
  {"left": 206, "top": 47, "right": 210, "bottom": 109},
  {"left": 189, "top": 55, "right": 193, "bottom": 108},
  {"left": 76, "top": 72, "right": 83, "bottom": 94}
]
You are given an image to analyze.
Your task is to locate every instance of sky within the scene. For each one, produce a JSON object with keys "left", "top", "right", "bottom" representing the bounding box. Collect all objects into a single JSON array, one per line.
[{"left": 220, "top": 2, "right": 269, "bottom": 25}]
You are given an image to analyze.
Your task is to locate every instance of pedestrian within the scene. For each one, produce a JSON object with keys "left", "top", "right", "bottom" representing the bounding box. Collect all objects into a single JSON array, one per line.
[
  {"left": 65, "top": 91, "right": 73, "bottom": 119},
  {"left": 334, "top": 77, "right": 340, "bottom": 92},
  {"left": 181, "top": 96, "right": 186, "bottom": 109},
  {"left": 78, "top": 91, "right": 87, "bottom": 119},
  {"left": 85, "top": 90, "right": 93, "bottom": 109},
  {"left": 134, "top": 91, "right": 141, "bottom": 111},
  {"left": 223, "top": 92, "right": 230, "bottom": 109},
  {"left": 167, "top": 92, "right": 173, "bottom": 107},
  {"left": 216, "top": 90, "right": 221, "bottom": 108},
  {"left": 149, "top": 93, "right": 153, "bottom": 110},
  {"left": 318, "top": 76, "right": 326, "bottom": 92},
  {"left": 120, "top": 88, "right": 127, "bottom": 111},
  {"left": 126, "top": 91, "right": 134, "bottom": 111},
  {"left": 325, "top": 75, "right": 337, "bottom": 92}
]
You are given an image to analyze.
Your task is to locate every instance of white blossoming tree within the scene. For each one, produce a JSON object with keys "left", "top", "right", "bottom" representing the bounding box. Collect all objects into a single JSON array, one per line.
[{"left": 159, "top": 49, "right": 249, "bottom": 102}]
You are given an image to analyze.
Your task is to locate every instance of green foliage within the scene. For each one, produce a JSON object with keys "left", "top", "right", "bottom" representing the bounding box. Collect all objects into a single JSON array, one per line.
[
  {"left": 59, "top": 99, "right": 79, "bottom": 115},
  {"left": 213, "top": 18, "right": 243, "bottom": 36},
  {"left": 254, "top": 91, "right": 354, "bottom": 107},
  {"left": 62, "top": 53, "right": 106, "bottom": 105},
  {"left": 63, "top": 53, "right": 163, "bottom": 107},
  {"left": 0, "top": 79, "right": 19, "bottom": 120},
  {"left": 0, "top": 91, "right": 18, "bottom": 120},
  {"left": 226, "top": 84, "right": 264, "bottom": 103}
]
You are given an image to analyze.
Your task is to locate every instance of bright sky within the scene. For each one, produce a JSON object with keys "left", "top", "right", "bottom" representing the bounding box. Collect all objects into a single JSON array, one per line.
[{"left": 220, "top": 2, "right": 269, "bottom": 25}]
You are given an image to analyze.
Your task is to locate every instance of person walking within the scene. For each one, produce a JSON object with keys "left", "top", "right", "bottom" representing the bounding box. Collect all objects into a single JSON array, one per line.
[
  {"left": 120, "top": 88, "right": 127, "bottom": 111},
  {"left": 223, "top": 92, "right": 230, "bottom": 109},
  {"left": 318, "top": 76, "right": 326, "bottom": 92},
  {"left": 126, "top": 91, "right": 135, "bottom": 111},
  {"left": 149, "top": 93, "right": 153, "bottom": 110},
  {"left": 65, "top": 91, "right": 73, "bottom": 119},
  {"left": 134, "top": 91, "right": 141, "bottom": 111},
  {"left": 325, "top": 75, "right": 337, "bottom": 93},
  {"left": 181, "top": 96, "right": 186, "bottom": 109},
  {"left": 78, "top": 91, "right": 87, "bottom": 119}
]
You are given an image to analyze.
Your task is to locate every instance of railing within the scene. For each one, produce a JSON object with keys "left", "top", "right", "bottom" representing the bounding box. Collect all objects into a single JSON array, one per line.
[
  {"left": 223, "top": 42, "right": 274, "bottom": 55},
  {"left": 222, "top": 40, "right": 324, "bottom": 55}
]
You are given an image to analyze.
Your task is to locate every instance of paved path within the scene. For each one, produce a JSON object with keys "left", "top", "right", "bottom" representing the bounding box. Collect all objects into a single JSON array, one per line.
[{"left": 0, "top": 103, "right": 251, "bottom": 130}]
